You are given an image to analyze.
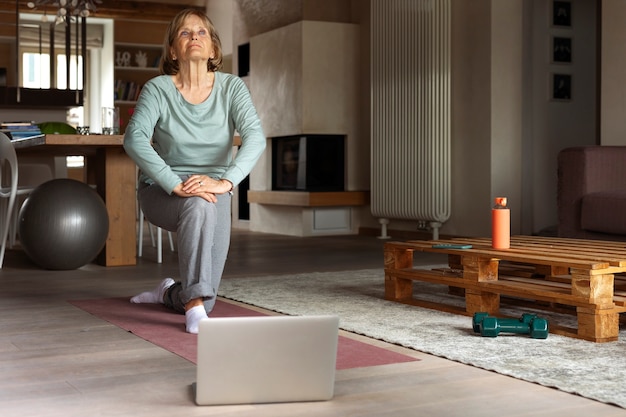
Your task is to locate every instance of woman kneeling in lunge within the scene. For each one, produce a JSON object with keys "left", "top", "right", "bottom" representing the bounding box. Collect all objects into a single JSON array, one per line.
[{"left": 124, "top": 8, "right": 265, "bottom": 333}]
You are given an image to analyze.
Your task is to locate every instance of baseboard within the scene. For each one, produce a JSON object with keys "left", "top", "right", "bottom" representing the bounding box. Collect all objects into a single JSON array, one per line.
[{"left": 358, "top": 227, "right": 454, "bottom": 241}]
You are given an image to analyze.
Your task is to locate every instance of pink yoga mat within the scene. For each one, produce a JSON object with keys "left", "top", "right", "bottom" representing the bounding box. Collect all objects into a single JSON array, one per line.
[{"left": 70, "top": 297, "right": 419, "bottom": 370}]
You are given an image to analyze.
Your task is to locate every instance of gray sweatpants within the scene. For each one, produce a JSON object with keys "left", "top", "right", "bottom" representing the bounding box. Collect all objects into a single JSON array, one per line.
[{"left": 137, "top": 180, "right": 231, "bottom": 314}]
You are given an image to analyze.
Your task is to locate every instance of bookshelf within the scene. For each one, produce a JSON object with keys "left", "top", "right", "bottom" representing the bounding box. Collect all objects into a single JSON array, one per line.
[
  {"left": 114, "top": 42, "right": 161, "bottom": 131},
  {"left": 114, "top": 20, "right": 168, "bottom": 133}
]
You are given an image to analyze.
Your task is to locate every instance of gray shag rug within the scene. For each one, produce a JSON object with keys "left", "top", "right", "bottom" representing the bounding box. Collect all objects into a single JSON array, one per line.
[{"left": 219, "top": 268, "right": 626, "bottom": 409}]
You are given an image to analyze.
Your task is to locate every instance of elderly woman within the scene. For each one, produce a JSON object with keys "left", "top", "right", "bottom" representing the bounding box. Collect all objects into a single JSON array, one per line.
[{"left": 123, "top": 8, "right": 265, "bottom": 333}]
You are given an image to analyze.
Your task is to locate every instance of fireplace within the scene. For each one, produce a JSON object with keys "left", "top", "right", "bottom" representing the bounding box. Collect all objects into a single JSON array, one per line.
[{"left": 272, "top": 135, "right": 345, "bottom": 192}]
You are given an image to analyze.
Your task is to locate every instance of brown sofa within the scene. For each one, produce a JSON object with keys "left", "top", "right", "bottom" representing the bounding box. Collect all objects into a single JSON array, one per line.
[{"left": 557, "top": 146, "right": 626, "bottom": 241}]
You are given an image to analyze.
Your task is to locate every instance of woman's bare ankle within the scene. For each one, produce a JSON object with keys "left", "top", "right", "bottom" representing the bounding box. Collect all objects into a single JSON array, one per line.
[{"left": 184, "top": 298, "right": 204, "bottom": 311}]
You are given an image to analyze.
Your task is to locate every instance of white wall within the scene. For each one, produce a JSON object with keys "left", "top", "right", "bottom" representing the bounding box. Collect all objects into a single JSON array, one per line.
[
  {"left": 376, "top": 0, "right": 597, "bottom": 239},
  {"left": 436, "top": 0, "right": 524, "bottom": 239},
  {"left": 491, "top": 0, "right": 524, "bottom": 235},
  {"left": 525, "top": 0, "right": 596, "bottom": 234},
  {"left": 601, "top": 0, "right": 626, "bottom": 145},
  {"left": 88, "top": 18, "right": 115, "bottom": 133},
  {"left": 206, "top": 0, "right": 235, "bottom": 56}
]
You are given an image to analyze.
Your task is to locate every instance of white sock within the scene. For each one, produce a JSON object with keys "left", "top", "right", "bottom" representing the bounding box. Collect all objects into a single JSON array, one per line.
[
  {"left": 130, "top": 278, "right": 175, "bottom": 304},
  {"left": 185, "top": 305, "right": 209, "bottom": 334}
]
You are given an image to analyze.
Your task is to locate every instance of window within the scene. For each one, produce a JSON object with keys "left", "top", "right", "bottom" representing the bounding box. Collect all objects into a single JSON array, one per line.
[{"left": 22, "top": 51, "right": 83, "bottom": 90}]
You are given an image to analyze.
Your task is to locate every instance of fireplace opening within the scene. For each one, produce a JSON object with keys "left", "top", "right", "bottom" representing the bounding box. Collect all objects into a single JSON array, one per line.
[{"left": 272, "top": 134, "right": 345, "bottom": 192}]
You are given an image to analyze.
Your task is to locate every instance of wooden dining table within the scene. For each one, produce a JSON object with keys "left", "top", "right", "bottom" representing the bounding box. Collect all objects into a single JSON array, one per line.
[{"left": 13, "top": 134, "right": 137, "bottom": 267}]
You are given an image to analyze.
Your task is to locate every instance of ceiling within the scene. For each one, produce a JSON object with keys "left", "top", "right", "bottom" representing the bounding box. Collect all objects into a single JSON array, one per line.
[
  {"left": 97, "top": 1, "right": 206, "bottom": 20},
  {"left": 124, "top": 0, "right": 206, "bottom": 6},
  {"left": 234, "top": 0, "right": 302, "bottom": 37}
]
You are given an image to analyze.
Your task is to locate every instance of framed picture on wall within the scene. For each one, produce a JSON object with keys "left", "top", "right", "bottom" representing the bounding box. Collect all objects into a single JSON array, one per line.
[
  {"left": 552, "top": 36, "right": 572, "bottom": 63},
  {"left": 552, "top": 73, "right": 572, "bottom": 101},
  {"left": 553, "top": 1, "right": 572, "bottom": 27}
]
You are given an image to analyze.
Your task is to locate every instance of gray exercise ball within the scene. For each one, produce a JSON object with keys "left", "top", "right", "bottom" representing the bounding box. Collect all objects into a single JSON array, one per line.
[{"left": 19, "top": 179, "right": 109, "bottom": 270}]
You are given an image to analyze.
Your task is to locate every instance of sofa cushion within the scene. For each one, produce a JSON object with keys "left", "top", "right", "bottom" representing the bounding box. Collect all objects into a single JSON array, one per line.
[{"left": 581, "top": 191, "right": 626, "bottom": 235}]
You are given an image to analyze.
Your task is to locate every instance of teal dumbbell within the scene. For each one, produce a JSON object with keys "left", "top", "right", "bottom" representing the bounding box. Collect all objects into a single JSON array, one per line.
[
  {"left": 472, "top": 312, "right": 549, "bottom": 339},
  {"left": 472, "top": 312, "right": 490, "bottom": 332},
  {"left": 472, "top": 312, "right": 536, "bottom": 333}
]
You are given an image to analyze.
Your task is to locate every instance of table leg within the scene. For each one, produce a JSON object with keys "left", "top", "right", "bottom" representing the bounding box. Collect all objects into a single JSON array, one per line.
[
  {"left": 90, "top": 147, "right": 137, "bottom": 266},
  {"left": 384, "top": 245, "right": 413, "bottom": 301},
  {"left": 571, "top": 271, "right": 619, "bottom": 341},
  {"left": 462, "top": 256, "right": 500, "bottom": 315}
]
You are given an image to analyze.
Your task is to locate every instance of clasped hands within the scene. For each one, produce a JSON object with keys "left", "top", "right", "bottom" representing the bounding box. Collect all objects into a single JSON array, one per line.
[{"left": 173, "top": 175, "right": 232, "bottom": 203}]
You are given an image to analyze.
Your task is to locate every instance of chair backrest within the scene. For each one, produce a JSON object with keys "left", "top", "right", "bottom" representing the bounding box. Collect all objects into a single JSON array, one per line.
[
  {"left": 18, "top": 159, "right": 55, "bottom": 187},
  {"left": 0, "top": 132, "right": 18, "bottom": 197},
  {"left": 0, "top": 132, "right": 18, "bottom": 267}
]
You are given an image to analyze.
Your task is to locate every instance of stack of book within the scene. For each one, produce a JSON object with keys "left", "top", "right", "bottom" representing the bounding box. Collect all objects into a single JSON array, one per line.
[
  {"left": 0, "top": 121, "right": 43, "bottom": 140},
  {"left": 115, "top": 80, "right": 143, "bottom": 102}
]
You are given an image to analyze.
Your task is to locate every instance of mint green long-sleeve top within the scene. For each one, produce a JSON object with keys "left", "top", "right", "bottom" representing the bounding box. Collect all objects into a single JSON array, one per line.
[{"left": 123, "top": 72, "right": 266, "bottom": 194}]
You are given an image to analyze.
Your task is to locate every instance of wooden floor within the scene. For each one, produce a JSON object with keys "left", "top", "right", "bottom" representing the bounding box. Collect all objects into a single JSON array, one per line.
[{"left": 1, "top": 229, "right": 625, "bottom": 416}]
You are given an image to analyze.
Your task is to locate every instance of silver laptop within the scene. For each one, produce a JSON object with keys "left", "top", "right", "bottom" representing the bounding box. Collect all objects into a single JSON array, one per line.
[{"left": 195, "top": 314, "right": 340, "bottom": 406}]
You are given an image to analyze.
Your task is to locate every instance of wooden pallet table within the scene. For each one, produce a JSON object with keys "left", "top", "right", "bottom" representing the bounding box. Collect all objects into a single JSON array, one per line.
[{"left": 384, "top": 236, "right": 626, "bottom": 342}]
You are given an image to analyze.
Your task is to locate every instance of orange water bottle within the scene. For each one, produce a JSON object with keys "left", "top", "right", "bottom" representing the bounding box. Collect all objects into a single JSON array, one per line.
[{"left": 492, "top": 197, "right": 510, "bottom": 249}]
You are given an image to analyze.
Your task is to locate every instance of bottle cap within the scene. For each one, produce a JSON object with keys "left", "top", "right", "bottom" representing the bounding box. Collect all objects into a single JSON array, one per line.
[{"left": 494, "top": 197, "right": 507, "bottom": 206}]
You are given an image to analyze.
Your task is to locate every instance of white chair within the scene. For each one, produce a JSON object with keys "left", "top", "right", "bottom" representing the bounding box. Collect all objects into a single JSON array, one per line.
[
  {"left": 0, "top": 132, "right": 37, "bottom": 268},
  {"left": 137, "top": 205, "right": 175, "bottom": 263},
  {"left": 135, "top": 165, "right": 175, "bottom": 264},
  {"left": 9, "top": 157, "right": 56, "bottom": 248}
]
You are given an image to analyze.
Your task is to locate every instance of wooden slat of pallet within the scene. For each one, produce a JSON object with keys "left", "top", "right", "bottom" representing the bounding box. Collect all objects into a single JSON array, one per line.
[
  {"left": 499, "top": 271, "right": 626, "bottom": 304},
  {"left": 429, "top": 235, "right": 626, "bottom": 257},
  {"left": 487, "top": 277, "right": 603, "bottom": 309},
  {"left": 613, "top": 284, "right": 626, "bottom": 306},
  {"left": 614, "top": 296, "right": 626, "bottom": 307},
  {"left": 437, "top": 236, "right": 626, "bottom": 267},
  {"left": 407, "top": 245, "right": 611, "bottom": 271},
  {"left": 615, "top": 275, "right": 626, "bottom": 292},
  {"left": 513, "top": 235, "right": 626, "bottom": 250},
  {"left": 500, "top": 275, "right": 572, "bottom": 291},
  {"left": 389, "top": 268, "right": 467, "bottom": 289},
  {"left": 509, "top": 239, "right": 626, "bottom": 267},
  {"left": 486, "top": 244, "right": 622, "bottom": 267},
  {"left": 389, "top": 268, "right": 593, "bottom": 308},
  {"left": 394, "top": 239, "right": 626, "bottom": 270},
  {"left": 457, "top": 235, "right": 626, "bottom": 250},
  {"left": 387, "top": 266, "right": 626, "bottom": 312},
  {"left": 385, "top": 269, "right": 590, "bottom": 307},
  {"left": 498, "top": 263, "right": 573, "bottom": 283}
]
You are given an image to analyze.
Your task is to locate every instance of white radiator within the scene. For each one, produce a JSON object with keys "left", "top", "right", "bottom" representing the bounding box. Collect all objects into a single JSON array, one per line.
[{"left": 370, "top": 0, "right": 451, "bottom": 239}]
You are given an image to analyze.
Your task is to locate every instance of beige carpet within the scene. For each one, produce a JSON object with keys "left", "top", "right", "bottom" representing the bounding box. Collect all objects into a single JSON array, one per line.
[{"left": 219, "top": 268, "right": 626, "bottom": 409}]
